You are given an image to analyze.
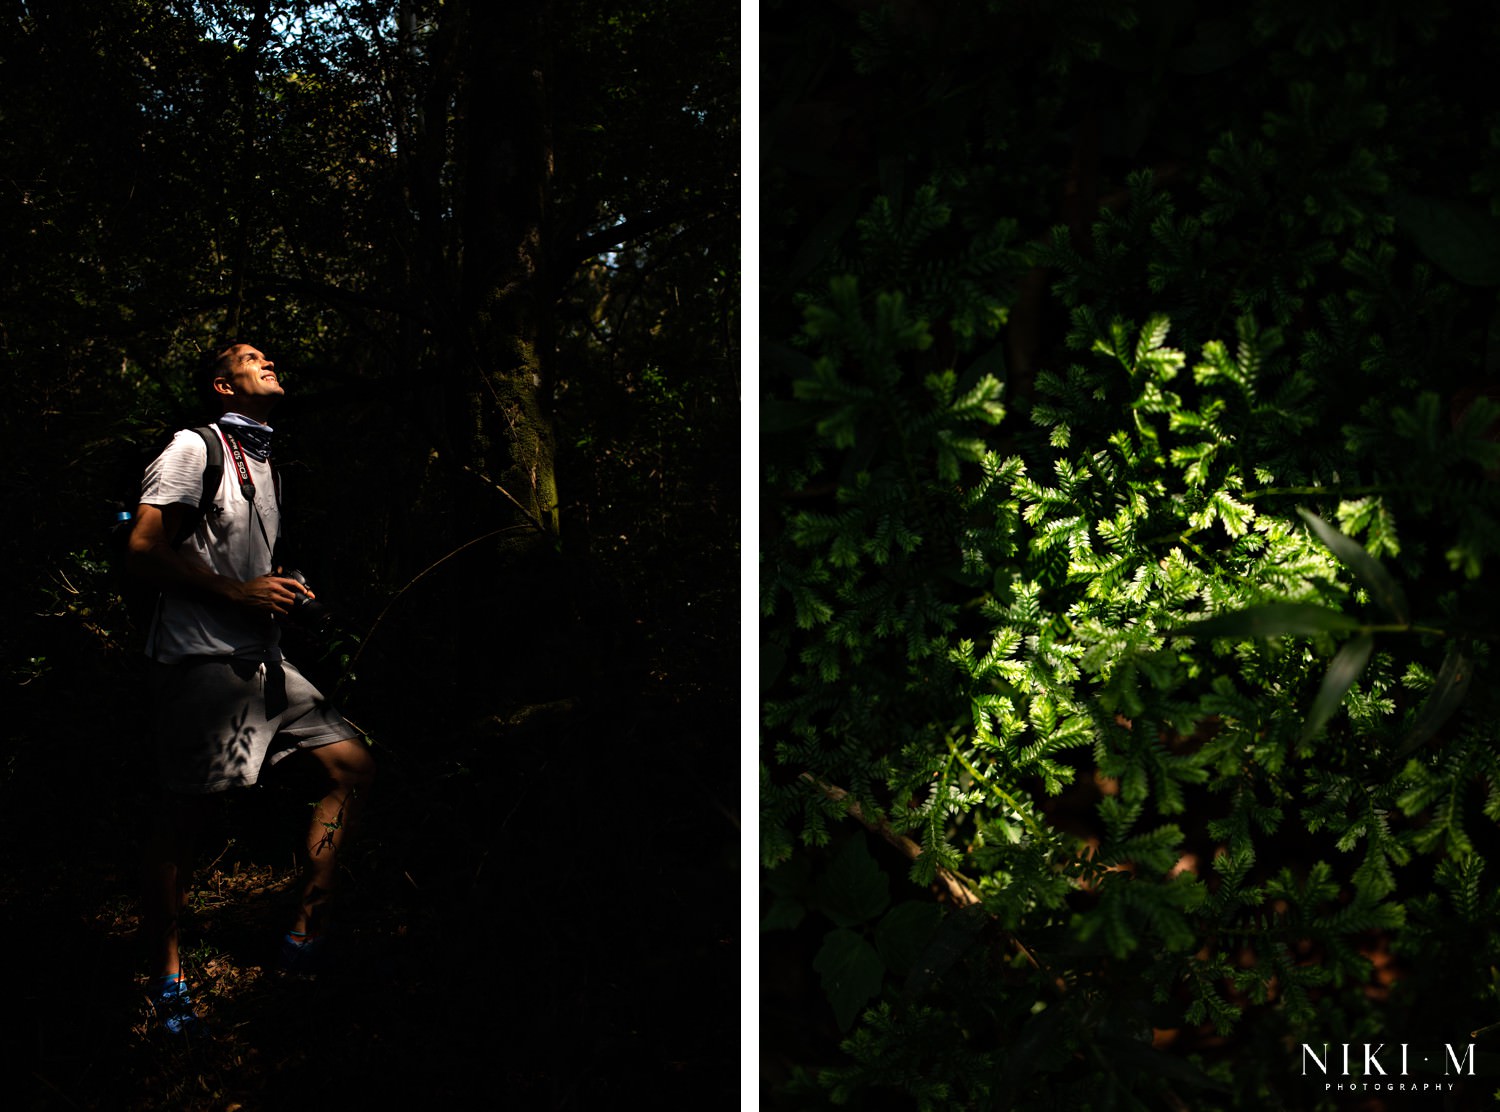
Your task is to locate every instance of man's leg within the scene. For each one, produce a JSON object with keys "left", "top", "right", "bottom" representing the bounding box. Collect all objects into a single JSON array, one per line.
[
  {"left": 141, "top": 792, "right": 216, "bottom": 978},
  {"left": 288, "top": 738, "right": 376, "bottom": 937}
]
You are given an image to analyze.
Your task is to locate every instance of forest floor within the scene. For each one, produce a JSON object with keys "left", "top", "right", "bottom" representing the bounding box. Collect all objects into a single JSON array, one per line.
[{"left": 3, "top": 658, "right": 740, "bottom": 1110}]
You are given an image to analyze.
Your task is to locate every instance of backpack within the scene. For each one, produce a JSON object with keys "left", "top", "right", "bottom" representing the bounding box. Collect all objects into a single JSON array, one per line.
[
  {"left": 106, "top": 426, "right": 225, "bottom": 633},
  {"left": 109, "top": 426, "right": 225, "bottom": 549}
]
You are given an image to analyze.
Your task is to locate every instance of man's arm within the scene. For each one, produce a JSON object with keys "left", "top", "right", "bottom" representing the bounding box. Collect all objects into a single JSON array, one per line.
[{"left": 126, "top": 502, "right": 310, "bottom": 616}]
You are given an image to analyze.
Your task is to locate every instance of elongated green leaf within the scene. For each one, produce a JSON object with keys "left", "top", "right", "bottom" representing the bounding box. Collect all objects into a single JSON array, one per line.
[
  {"left": 1298, "top": 508, "right": 1410, "bottom": 624},
  {"left": 1396, "top": 643, "right": 1474, "bottom": 756},
  {"left": 1391, "top": 191, "right": 1500, "bottom": 287},
  {"left": 1300, "top": 633, "right": 1375, "bottom": 743},
  {"left": 1168, "top": 603, "right": 1361, "bottom": 640}
]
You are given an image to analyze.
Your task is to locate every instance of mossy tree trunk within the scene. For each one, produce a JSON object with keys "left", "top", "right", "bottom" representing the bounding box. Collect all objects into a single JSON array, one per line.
[{"left": 451, "top": 0, "right": 560, "bottom": 539}]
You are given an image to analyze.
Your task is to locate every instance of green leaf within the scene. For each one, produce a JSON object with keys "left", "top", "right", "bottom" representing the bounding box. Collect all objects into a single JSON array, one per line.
[
  {"left": 814, "top": 832, "right": 891, "bottom": 926},
  {"left": 1299, "top": 633, "right": 1375, "bottom": 743},
  {"left": 760, "top": 893, "right": 806, "bottom": 932},
  {"left": 1391, "top": 191, "right": 1500, "bottom": 286},
  {"left": 873, "top": 900, "right": 943, "bottom": 976},
  {"left": 1135, "top": 313, "right": 1173, "bottom": 367},
  {"left": 812, "top": 927, "right": 886, "bottom": 1030},
  {"left": 1396, "top": 643, "right": 1474, "bottom": 757},
  {"left": 1297, "top": 508, "right": 1409, "bottom": 624},
  {"left": 1168, "top": 603, "right": 1361, "bottom": 640},
  {"left": 1212, "top": 490, "right": 1254, "bottom": 537},
  {"left": 959, "top": 340, "right": 1009, "bottom": 395}
]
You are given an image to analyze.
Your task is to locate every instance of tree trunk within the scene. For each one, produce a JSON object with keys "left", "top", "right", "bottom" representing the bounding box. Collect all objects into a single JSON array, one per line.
[{"left": 453, "top": 0, "right": 559, "bottom": 537}]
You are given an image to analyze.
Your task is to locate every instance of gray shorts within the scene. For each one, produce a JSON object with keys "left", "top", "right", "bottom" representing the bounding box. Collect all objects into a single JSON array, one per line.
[{"left": 149, "top": 657, "right": 358, "bottom": 793}]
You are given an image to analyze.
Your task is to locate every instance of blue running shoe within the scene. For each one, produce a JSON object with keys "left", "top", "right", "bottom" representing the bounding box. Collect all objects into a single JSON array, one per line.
[
  {"left": 279, "top": 930, "right": 334, "bottom": 973},
  {"left": 149, "top": 974, "right": 208, "bottom": 1037}
]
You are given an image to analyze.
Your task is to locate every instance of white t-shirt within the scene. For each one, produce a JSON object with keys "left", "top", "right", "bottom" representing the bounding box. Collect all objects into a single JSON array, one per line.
[{"left": 140, "top": 427, "right": 284, "bottom": 663}]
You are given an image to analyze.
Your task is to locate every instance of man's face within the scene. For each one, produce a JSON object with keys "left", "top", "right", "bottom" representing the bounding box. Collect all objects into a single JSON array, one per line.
[{"left": 216, "top": 344, "right": 284, "bottom": 406}]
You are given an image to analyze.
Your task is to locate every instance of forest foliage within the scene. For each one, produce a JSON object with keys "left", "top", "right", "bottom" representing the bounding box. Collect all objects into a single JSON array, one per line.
[
  {"left": 1, "top": 1, "right": 738, "bottom": 1106},
  {"left": 762, "top": 2, "right": 1500, "bottom": 1108},
  {"left": 3, "top": 0, "right": 738, "bottom": 706}
]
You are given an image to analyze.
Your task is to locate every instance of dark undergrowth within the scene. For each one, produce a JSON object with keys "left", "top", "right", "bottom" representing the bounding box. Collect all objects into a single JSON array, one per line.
[{"left": 1, "top": 611, "right": 739, "bottom": 1110}]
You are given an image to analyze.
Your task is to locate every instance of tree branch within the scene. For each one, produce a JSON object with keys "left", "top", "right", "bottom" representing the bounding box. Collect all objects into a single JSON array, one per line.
[
  {"left": 800, "top": 772, "right": 980, "bottom": 908},
  {"left": 570, "top": 201, "right": 722, "bottom": 264},
  {"left": 801, "top": 773, "right": 1047, "bottom": 976}
]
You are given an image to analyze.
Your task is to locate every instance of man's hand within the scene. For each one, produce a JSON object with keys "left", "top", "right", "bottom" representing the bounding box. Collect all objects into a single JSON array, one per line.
[
  {"left": 228, "top": 575, "right": 313, "bottom": 616},
  {"left": 128, "top": 504, "right": 314, "bottom": 614}
]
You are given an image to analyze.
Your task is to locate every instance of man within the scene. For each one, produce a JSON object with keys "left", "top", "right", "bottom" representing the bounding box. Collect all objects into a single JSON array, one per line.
[{"left": 127, "top": 341, "right": 376, "bottom": 1035}]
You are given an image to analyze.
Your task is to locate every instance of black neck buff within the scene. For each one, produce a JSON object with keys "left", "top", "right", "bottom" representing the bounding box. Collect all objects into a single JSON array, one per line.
[{"left": 217, "top": 412, "right": 274, "bottom": 461}]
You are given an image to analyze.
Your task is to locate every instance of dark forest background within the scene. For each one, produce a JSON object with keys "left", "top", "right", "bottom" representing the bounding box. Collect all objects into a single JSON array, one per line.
[{"left": 0, "top": 1, "right": 739, "bottom": 1108}]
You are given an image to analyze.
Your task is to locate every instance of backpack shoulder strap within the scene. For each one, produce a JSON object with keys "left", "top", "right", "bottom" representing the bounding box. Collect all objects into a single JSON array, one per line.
[
  {"left": 169, "top": 426, "right": 225, "bottom": 546},
  {"left": 191, "top": 426, "right": 224, "bottom": 508}
]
